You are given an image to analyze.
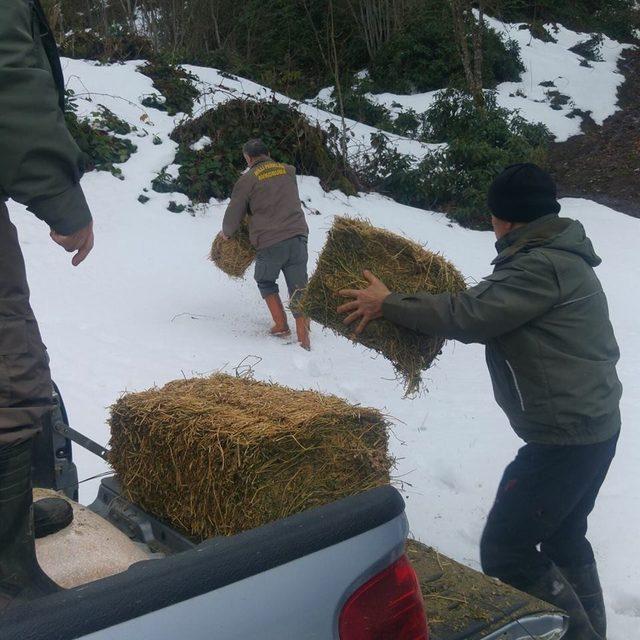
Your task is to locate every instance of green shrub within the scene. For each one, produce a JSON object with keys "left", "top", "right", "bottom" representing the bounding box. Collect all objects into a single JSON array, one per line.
[
  {"left": 500, "top": 0, "right": 639, "bottom": 43},
  {"left": 167, "top": 201, "right": 187, "bottom": 213},
  {"left": 317, "top": 78, "right": 425, "bottom": 139},
  {"left": 327, "top": 85, "right": 396, "bottom": 131},
  {"left": 58, "top": 28, "right": 152, "bottom": 62},
  {"left": 357, "top": 90, "right": 552, "bottom": 230},
  {"left": 523, "top": 21, "right": 558, "bottom": 43},
  {"left": 422, "top": 90, "right": 551, "bottom": 147},
  {"left": 155, "top": 98, "right": 358, "bottom": 203},
  {"left": 92, "top": 105, "right": 133, "bottom": 135},
  {"left": 139, "top": 60, "right": 200, "bottom": 116},
  {"left": 354, "top": 132, "right": 417, "bottom": 196},
  {"left": 393, "top": 109, "right": 423, "bottom": 138},
  {"left": 65, "top": 90, "right": 137, "bottom": 175},
  {"left": 570, "top": 35, "right": 605, "bottom": 62},
  {"left": 367, "top": 4, "right": 525, "bottom": 94},
  {"left": 545, "top": 91, "right": 572, "bottom": 111}
]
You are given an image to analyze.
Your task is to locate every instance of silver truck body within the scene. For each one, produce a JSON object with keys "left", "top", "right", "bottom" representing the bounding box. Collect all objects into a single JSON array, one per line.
[
  {"left": 81, "top": 516, "right": 407, "bottom": 640},
  {"left": 0, "top": 484, "right": 411, "bottom": 640}
]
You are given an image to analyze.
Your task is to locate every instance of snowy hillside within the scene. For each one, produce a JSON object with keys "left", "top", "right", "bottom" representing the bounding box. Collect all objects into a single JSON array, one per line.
[
  {"left": 319, "top": 18, "right": 630, "bottom": 142},
  {"left": 8, "top": 20, "right": 639, "bottom": 637}
]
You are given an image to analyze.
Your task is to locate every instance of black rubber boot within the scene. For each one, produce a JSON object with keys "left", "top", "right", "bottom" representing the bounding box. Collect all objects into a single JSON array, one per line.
[
  {"left": 520, "top": 566, "right": 602, "bottom": 640},
  {"left": 34, "top": 497, "right": 74, "bottom": 539},
  {"left": 0, "top": 440, "right": 61, "bottom": 613},
  {"left": 561, "top": 564, "right": 607, "bottom": 639}
]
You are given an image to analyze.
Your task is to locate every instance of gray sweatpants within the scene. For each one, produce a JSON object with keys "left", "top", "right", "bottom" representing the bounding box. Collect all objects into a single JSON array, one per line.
[
  {"left": 0, "top": 202, "right": 53, "bottom": 445},
  {"left": 254, "top": 235, "right": 308, "bottom": 316}
]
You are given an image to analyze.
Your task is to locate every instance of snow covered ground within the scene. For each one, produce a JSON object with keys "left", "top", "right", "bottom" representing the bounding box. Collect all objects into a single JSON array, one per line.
[{"left": 7, "top": 22, "right": 639, "bottom": 637}]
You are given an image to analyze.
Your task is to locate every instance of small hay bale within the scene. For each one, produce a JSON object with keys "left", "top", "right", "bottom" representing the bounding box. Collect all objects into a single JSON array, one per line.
[
  {"left": 209, "top": 219, "right": 255, "bottom": 278},
  {"left": 298, "top": 217, "right": 466, "bottom": 395},
  {"left": 108, "top": 374, "right": 393, "bottom": 541}
]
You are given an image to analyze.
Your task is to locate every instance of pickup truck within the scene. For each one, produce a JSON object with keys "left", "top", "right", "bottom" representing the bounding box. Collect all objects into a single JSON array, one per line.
[{"left": 0, "top": 386, "right": 568, "bottom": 640}]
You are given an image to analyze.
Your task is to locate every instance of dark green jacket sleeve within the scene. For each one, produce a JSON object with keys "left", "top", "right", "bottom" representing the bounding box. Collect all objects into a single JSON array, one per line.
[
  {"left": 382, "top": 253, "right": 560, "bottom": 344},
  {"left": 0, "top": 0, "right": 92, "bottom": 235}
]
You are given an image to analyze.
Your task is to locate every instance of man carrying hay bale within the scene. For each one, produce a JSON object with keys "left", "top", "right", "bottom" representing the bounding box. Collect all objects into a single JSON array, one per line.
[
  {"left": 338, "top": 164, "right": 621, "bottom": 640},
  {"left": 219, "top": 139, "right": 311, "bottom": 350}
]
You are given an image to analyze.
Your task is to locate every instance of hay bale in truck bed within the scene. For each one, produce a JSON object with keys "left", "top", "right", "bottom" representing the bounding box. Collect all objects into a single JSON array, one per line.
[
  {"left": 209, "top": 218, "right": 255, "bottom": 278},
  {"left": 298, "top": 217, "right": 466, "bottom": 395},
  {"left": 108, "top": 374, "right": 392, "bottom": 540}
]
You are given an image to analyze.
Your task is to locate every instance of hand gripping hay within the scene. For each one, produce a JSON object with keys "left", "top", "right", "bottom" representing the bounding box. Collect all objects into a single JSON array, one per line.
[
  {"left": 108, "top": 374, "right": 393, "bottom": 541},
  {"left": 298, "top": 217, "right": 466, "bottom": 395},
  {"left": 209, "top": 218, "right": 255, "bottom": 278}
]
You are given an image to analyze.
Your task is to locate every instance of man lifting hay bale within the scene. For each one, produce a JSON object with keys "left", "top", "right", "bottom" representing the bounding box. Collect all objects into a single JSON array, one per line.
[
  {"left": 338, "top": 164, "right": 622, "bottom": 640},
  {"left": 297, "top": 217, "right": 466, "bottom": 394},
  {"left": 108, "top": 374, "right": 392, "bottom": 540},
  {"left": 218, "top": 139, "right": 311, "bottom": 349}
]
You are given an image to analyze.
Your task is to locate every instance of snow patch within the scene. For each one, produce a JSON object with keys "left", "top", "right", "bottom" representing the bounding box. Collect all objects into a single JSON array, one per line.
[{"left": 190, "top": 135, "right": 212, "bottom": 151}]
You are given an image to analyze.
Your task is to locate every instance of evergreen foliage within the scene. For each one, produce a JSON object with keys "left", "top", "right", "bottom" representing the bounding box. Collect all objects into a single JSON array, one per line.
[
  {"left": 139, "top": 60, "right": 200, "bottom": 116},
  {"left": 499, "top": 0, "right": 639, "bottom": 43},
  {"left": 367, "top": 4, "right": 524, "bottom": 94},
  {"left": 154, "top": 98, "right": 358, "bottom": 202},
  {"left": 64, "top": 91, "right": 137, "bottom": 177},
  {"left": 356, "top": 91, "right": 553, "bottom": 230}
]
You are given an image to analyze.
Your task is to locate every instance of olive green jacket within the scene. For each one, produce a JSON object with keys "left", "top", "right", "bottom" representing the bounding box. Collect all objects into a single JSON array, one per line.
[
  {"left": 383, "top": 214, "right": 622, "bottom": 445},
  {"left": 0, "top": 0, "right": 92, "bottom": 235}
]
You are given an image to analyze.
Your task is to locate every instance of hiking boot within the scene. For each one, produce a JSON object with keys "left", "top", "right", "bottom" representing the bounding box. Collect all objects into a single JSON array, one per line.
[
  {"left": 295, "top": 316, "right": 311, "bottom": 351},
  {"left": 561, "top": 563, "right": 607, "bottom": 639},
  {"left": 520, "top": 566, "right": 602, "bottom": 639},
  {"left": 34, "top": 497, "right": 74, "bottom": 539},
  {"left": 264, "top": 293, "right": 290, "bottom": 336},
  {"left": 0, "top": 440, "right": 61, "bottom": 612}
]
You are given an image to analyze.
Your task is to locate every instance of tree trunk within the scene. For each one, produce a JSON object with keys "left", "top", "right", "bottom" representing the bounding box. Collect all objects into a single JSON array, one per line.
[{"left": 449, "top": 0, "right": 485, "bottom": 110}]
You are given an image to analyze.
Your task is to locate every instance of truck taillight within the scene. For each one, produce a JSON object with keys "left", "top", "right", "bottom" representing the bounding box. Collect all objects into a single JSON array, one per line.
[{"left": 339, "top": 554, "right": 429, "bottom": 640}]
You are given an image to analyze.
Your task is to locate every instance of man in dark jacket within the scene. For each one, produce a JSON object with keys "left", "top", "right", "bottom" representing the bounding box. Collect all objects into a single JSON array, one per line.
[
  {"left": 338, "top": 164, "right": 621, "bottom": 640},
  {"left": 1, "top": 0, "right": 94, "bottom": 609},
  {"left": 221, "top": 139, "right": 310, "bottom": 349}
]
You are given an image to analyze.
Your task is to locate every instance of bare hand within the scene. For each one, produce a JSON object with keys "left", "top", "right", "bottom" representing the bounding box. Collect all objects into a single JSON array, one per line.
[
  {"left": 50, "top": 221, "right": 94, "bottom": 266},
  {"left": 337, "top": 270, "right": 391, "bottom": 335}
]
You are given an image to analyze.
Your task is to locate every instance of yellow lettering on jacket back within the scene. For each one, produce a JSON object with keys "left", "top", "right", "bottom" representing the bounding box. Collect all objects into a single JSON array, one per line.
[{"left": 254, "top": 162, "right": 287, "bottom": 181}]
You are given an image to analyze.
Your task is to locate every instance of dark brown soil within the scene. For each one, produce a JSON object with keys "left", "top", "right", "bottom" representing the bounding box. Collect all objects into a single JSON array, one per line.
[{"left": 549, "top": 48, "right": 640, "bottom": 218}]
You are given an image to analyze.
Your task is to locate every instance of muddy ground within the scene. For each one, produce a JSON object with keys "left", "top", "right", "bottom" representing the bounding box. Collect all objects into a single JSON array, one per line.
[{"left": 549, "top": 48, "right": 640, "bottom": 219}]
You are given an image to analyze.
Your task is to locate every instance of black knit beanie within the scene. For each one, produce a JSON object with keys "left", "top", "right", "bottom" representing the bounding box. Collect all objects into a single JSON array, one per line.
[{"left": 488, "top": 163, "right": 561, "bottom": 223}]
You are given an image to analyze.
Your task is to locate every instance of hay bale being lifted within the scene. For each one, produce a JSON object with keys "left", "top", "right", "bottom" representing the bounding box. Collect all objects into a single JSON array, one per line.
[
  {"left": 209, "top": 218, "right": 255, "bottom": 278},
  {"left": 108, "top": 374, "right": 392, "bottom": 541},
  {"left": 298, "top": 217, "right": 466, "bottom": 395}
]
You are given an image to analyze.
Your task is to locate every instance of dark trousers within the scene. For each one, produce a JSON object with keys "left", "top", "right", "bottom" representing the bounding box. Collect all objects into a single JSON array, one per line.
[
  {"left": 254, "top": 236, "right": 308, "bottom": 315},
  {"left": 480, "top": 432, "right": 619, "bottom": 589},
  {"left": 0, "top": 203, "right": 53, "bottom": 444}
]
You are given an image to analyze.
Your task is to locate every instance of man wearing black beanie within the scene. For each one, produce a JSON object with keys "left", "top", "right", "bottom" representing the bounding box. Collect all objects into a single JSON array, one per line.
[{"left": 338, "top": 163, "right": 621, "bottom": 640}]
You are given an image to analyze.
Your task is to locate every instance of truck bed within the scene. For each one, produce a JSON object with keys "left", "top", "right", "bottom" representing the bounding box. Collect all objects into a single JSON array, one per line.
[{"left": 0, "top": 485, "right": 408, "bottom": 640}]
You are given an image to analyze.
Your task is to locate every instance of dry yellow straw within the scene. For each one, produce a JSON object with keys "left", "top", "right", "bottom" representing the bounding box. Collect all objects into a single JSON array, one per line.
[
  {"left": 298, "top": 216, "right": 466, "bottom": 395},
  {"left": 209, "top": 218, "right": 255, "bottom": 278},
  {"left": 109, "top": 374, "right": 393, "bottom": 540}
]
